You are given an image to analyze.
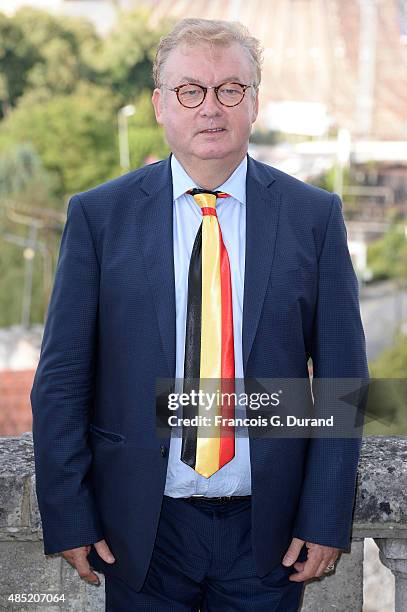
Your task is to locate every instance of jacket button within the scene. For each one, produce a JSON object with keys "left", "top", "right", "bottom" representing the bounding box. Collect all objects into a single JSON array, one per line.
[{"left": 160, "top": 445, "right": 168, "bottom": 457}]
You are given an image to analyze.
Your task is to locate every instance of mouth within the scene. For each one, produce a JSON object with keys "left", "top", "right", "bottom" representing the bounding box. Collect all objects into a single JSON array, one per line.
[{"left": 198, "top": 127, "right": 227, "bottom": 134}]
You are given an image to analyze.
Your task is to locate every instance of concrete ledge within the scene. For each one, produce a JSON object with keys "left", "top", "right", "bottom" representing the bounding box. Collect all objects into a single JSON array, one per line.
[
  {"left": 0, "top": 433, "right": 406, "bottom": 611},
  {"left": 354, "top": 436, "right": 407, "bottom": 526}
]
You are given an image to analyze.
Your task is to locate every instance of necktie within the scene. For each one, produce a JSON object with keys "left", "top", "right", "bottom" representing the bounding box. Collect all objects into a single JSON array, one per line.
[{"left": 181, "top": 188, "right": 235, "bottom": 478}]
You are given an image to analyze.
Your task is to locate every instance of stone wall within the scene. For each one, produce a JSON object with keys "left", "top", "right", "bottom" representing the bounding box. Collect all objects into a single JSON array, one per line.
[{"left": 1, "top": 433, "right": 406, "bottom": 611}]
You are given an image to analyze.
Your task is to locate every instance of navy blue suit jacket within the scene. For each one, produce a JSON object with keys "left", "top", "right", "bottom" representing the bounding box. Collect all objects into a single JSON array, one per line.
[{"left": 31, "top": 154, "right": 368, "bottom": 590}]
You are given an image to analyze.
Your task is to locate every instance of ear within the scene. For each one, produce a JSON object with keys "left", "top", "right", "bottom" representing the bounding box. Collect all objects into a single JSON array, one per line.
[
  {"left": 151, "top": 88, "right": 163, "bottom": 124},
  {"left": 251, "top": 89, "right": 259, "bottom": 123}
]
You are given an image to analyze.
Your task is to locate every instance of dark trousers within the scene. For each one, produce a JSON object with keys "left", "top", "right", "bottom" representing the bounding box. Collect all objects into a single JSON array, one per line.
[{"left": 105, "top": 496, "right": 306, "bottom": 611}]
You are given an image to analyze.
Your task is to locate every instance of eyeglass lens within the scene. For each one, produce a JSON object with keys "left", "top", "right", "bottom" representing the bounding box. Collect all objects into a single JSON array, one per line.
[{"left": 177, "top": 83, "right": 246, "bottom": 107}]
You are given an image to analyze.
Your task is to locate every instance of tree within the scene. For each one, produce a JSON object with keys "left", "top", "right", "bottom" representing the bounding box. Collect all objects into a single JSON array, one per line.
[
  {"left": 366, "top": 333, "right": 407, "bottom": 435},
  {"left": 0, "top": 12, "right": 39, "bottom": 115},
  {"left": 0, "top": 7, "right": 171, "bottom": 325},
  {"left": 370, "top": 333, "right": 407, "bottom": 378},
  {"left": 0, "top": 8, "right": 101, "bottom": 114},
  {"left": 95, "top": 10, "right": 172, "bottom": 102},
  {"left": 0, "top": 83, "right": 121, "bottom": 196},
  {"left": 0, "top": 143, "right": 58, "bottom": 208},
  {"left": 128, "top": 89, "right": 169, "bottom": 168},
  {"left": 367, "top": 223, "right": 407, "bottom": 281},
  {"left": 13, "top": 7, "right": 100, "bottom": 95},
  {"left": 0, "top": 145, "right": 63, "bottom": 326}
]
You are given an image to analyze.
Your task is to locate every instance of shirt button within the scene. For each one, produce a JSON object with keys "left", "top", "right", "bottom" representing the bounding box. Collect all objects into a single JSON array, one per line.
[{"left": 160, "top": 445, "right": 168, "bottom": 457}]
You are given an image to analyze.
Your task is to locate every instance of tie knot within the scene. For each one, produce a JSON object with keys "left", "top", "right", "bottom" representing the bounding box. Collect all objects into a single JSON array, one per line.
[{"left": 186, "top": 188, "right": 229, "bottom": 216}]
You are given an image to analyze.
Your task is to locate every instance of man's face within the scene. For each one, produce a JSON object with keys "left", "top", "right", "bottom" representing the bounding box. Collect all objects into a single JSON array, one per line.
[{"left": 151, "top": 42, "right": 259, "bottom": 166}]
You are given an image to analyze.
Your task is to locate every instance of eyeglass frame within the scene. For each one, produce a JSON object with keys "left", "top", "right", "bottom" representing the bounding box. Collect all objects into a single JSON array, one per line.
[{"left": 163, "top": 81, "right": 254, "bottom": 108}]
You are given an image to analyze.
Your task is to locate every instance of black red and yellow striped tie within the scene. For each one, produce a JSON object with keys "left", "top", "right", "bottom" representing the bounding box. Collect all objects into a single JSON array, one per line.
[{"left": 181, "top": 188, "right": 235, "bottom": 478}]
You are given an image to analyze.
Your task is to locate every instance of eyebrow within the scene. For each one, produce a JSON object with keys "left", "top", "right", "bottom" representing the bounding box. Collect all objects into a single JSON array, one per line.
[{"left": 178, "top": 76, "right": 245, "bottom": 85}]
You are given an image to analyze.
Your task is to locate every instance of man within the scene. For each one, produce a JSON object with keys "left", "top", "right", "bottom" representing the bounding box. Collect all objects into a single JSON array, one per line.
[{"left": 31, "top": 18, "right": 368, "bottom": 611}]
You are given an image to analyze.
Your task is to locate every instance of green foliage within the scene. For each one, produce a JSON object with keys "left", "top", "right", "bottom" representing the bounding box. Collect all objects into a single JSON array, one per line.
[
  {"left": 365, "top": 333, "right": 407, "bottom": 435},
  {"left": 0, "top": 9, "right": 171, "bottom": 199},
  {"left": 13, "top": 7, "right": 98, "bottom": 53},
  {"left": 128, "top": 89, "right": 169, "bottom": 167},
  {"left": 314, "top": 166, "right": 350, "bottom": 195},
  {"left": 0, "top": 143, "right": 58, "bottom": 208},
  {"left": 367, "top": 224, "right": 407, "bottom": 281},
  {"left": 130, "top": 89, "right": 158, "bottom": 127},
  {"left": 93, "top": 10, "right": 169, "bottom": 102},
  {"left": 0, "top": 8, "right": 171, "bottom": 325},
  {"left": 0, "top": 234, "right": 25, "bottom": 326},
  {"left": 0, "top": 12, "right": 39, "bottom": 113},
  {"left": 12, "top": 8, "right": 100, "bottom": 96},
  {"left": 370, "top": 333, "right": 407, "bottom": 378},
  {"left": 0, "top": 84, "right": 170, "bottom": 198},
  {"left": 0, "top": 144, "right": 62, "bottom": 326},
  {"left": 312, "top": 166, "right": 363, "bottom": 221},
  {"left": 0, "top": 229, "right": 47, "bottom": 327},
  {"left": 0, "top": 83, "right": 121, "bottom": 195},
  {"left": 250, "top": 129, "right": 280, "bottom": 145},
  {"left": 129, "top": 126, "right": 169, "bottom": 169}
]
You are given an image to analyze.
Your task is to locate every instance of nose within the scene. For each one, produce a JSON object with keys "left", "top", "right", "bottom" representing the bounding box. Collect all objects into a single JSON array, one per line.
[{"left": 198, "top": 89, "right": 223, "bottom": 117}]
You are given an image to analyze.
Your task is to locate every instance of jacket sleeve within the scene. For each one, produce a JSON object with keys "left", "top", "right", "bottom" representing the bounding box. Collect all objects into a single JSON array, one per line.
[
  {"left": 30, "top": 194, "right": 104, "bottom": 555},
  {"left": 292, "top": 194, "right": 369, "bottom": 549}
]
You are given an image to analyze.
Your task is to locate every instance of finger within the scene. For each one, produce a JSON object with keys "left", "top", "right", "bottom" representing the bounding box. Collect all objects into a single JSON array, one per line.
[
  {"left": 79, "top": 567, "right": 100, "bottom": 586},
  {"left": 292, "top": 561, "right": 306, "bottom": 572},
  {"left": 61, "top": 546, "right": 90, "bottom": 569},
  {"left": 282, "top": 537, "right": 305, "bottom": 567},
  {"left": 94, "top": 539, "right": 116, "bottom": 563},
  {"left": 305, "top": 544, "right": 328, "bottom": 560},
  {"left": 315, "top": 556, "right": 338, "bottom": 578},
  {"left": 61, "top": 553, "right": 76, "bottom": 569},
  {"left": 75, "top": 556, "right": 100, "bottom": 585},
  {"left": 289, "top": 557, "right": 321, "bottom": 582},
  {"left": 304, "top": 545, "right": 332, "bottom": 567},
  {"left": 314, "top": 559, "right": 332, "bottom": 578}
]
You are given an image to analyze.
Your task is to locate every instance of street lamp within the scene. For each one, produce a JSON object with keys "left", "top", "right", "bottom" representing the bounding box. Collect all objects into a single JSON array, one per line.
[
  {"left": 334, "top": 128, "right": 351, "bottom": 200},
  {"left": 118, "top": 104, "right": 136, "bottom": 173}
]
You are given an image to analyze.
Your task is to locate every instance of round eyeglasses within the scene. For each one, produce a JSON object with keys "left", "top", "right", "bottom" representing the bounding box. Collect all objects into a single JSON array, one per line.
[{"left": 165, "top": 82, "right": 252, "bottom": 108}]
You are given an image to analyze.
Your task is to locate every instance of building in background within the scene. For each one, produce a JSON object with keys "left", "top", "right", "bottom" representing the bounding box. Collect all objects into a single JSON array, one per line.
[
  {"left": 0, "top": 326, "right": 42, "bottom": 436},
  {"left": 3, "top": 0, "right": 407, "bottom": 139}
]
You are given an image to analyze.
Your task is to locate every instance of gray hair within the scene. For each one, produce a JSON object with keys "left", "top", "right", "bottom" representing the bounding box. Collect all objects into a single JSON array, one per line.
[{"left": 153, "top": 18, "right": 263, "bottom": 89}]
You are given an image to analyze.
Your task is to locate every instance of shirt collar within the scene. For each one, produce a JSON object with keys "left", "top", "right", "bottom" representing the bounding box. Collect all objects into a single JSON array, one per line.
[{"left": 171, "top": 153, "right": 247, "bottom": 205}]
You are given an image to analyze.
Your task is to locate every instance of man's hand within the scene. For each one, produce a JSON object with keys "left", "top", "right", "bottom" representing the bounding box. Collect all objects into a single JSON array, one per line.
[
  {"left": 282, "top": 537, "right": 340, "bottom": 582},
  {"left": 61, "top": 539, "right": 116, "bottom": 586}
]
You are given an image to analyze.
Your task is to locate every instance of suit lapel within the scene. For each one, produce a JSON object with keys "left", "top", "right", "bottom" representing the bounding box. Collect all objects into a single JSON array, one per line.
[
  {"left": 134, "top": 157, "right": 176, "bottom": 377},
  {"left": 133, "top": 154, "right": 281, "bottom": 377},
  {"left": 243, "top": 156, "right": 281, "bottom": 371}
]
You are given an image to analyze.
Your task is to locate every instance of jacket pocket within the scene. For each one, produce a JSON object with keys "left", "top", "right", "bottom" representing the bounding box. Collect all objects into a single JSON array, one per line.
[{"left": 88, "top": 423, "right": 126, "bottom": 444}]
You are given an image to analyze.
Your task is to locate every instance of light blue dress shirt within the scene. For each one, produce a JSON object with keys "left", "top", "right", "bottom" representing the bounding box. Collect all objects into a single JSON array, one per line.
[{"left": 164, "top": 154, "right": 252, "bottom": 497}]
